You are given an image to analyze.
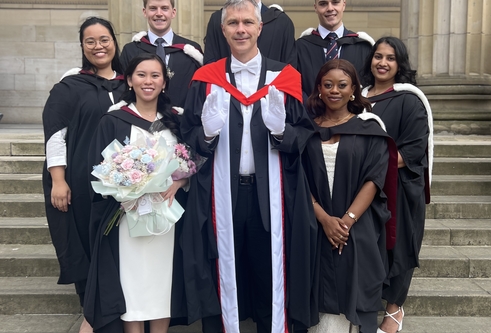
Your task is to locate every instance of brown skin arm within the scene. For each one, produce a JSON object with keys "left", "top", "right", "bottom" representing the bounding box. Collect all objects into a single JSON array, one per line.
[{"left": 48, "top": 166, "right": 71, "bottom": 212}]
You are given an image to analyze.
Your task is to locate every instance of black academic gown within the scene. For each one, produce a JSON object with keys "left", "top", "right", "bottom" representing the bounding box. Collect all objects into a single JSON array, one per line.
[
  {"left": 42, "top": 72, "right": 125, "bottom": 299},
  {"left": 302, "top": 117, "right": 392, "bottom": 333},
  {"left": 203, "top": 4, "right": 297, "bottom": 67},
  {"left": 120, "top": 34, "right": 202, "bottom": 108},
  {"left": 83, "top": 109, "right": 189, "bottom": 332},
  {"left": 367, "top": 89, "right": 429, "bottom": 301},
  {"left": 180, "top": 56, "right": 318, "bottom": 329},
  {"left": 296, "top": 28, "right": 372, "bottom": 97}
]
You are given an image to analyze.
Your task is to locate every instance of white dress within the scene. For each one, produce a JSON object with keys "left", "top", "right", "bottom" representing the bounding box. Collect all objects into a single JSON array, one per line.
[
  {"left": 308, "top": 142, "right": 359, "bottom": 333},
  {"left": 119, "top": 108, "right": 178, "bottom": 321}
]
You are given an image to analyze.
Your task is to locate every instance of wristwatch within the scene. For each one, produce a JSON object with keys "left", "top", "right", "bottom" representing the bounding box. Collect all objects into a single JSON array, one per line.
[{"left": 345, "top": 211, "right": 358, "bottom": 223}]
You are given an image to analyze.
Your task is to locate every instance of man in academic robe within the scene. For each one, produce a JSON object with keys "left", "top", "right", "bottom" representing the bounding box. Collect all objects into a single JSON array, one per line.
[
  {"left": 120, "top": 0, "right": 203, "bottom": 109},
  {"left": 180, "top": 1, "right": 317, "bottom": 332},
  {"left": 203, "top": 0, "right": 297, "bottom": 67},
  {"left": 297, "top": 0, "right": 374, "bottom": 98}
]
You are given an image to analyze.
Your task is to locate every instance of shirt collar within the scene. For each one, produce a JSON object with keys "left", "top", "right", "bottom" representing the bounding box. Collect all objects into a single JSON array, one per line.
[
  {"left": 230, "top": 50, "right": 262, "bottom": 75},
  {"left": 148, "top": 29, "right": 174, "bottom": 46},
  {"left": 317, "top": 24, "right": 344, "bottom": 39}
]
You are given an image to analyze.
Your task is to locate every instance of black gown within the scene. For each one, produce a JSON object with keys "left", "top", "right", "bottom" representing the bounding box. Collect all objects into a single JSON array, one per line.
[
  {"left": 302, "top": 116, "right": 396, "bottom": 333},
  {"left": 83, "top": 108, "right": 189, "bottom": 332},
  {"left": 296, "top": 28, "right": 372, "bottom": 97},
  {"left": 367, "top": 87, "right": 429, "bottom": 305},
  {"left": 120, "top": 34, "right": 202, "bottom": 108},
  {"left": 41, "top": 71, "right": 125, "bottom": 305},
  {"left": 180, "top": 56, "right": 318, "bottom": 330},
  {"left": 203, "top": 4, "right": 297, "bottom": 67}
]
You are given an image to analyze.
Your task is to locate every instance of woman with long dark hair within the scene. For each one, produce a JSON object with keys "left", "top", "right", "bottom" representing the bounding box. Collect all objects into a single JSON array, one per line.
[
  {"left": 42, "top": 16, "right": 125, "bottom": 333},
  {"left": 84, "top": 53, "right": 189, "bottom": 333},
  {"left": 304, "top": 59, "right": 397, "bottom": 333},
  {"left": 362, "top": 36, "right": 433, "bottom": 333}
]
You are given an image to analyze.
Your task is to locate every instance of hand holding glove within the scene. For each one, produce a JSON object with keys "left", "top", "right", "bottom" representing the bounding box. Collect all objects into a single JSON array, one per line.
[
  {"left": 260, "top": 85, "right": 286, "bottom": 135},
  {"left": 201, "top": 91, "right": 227, "bottom": 138}
]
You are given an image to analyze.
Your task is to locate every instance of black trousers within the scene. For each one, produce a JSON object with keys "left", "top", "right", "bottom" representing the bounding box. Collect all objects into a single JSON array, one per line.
[{"left": 203, "top": 182, "right": 273, "bottom": 333}]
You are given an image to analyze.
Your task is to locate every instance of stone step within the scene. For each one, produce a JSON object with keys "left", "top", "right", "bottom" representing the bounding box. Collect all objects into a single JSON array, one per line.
[
  {"left": 0, "top": 244, "right": 58, "bottom": 277},
  {"left": 0, "top": 217, "right": 50, "bottom": 245},
  {"left": 415, "top": 245, "right": 491, "bottom": 278},
  {"left": 426, "top": 196, "right": 491, "bottom": 219},
  {"left": 432, "top": 157, "right": 491, "bottom": 175},
  {"left": 0, "top": 277, "right": 80, "bottom": 315},
  {"left": 406, "top": 277, "right": 491, "bottom": 317},
  {"left": 0, "top": 174, "right": 42, "bottom": 194},
  {"left": 0, "top": 194, "right": 45, "bottom": 218},
  {"left": 431, "top": 175, "right": 491, "bottom": 196},
  {"left": 0, "top": 156, "right": 44, "bottom": 174},
  {"left": 423, "top": 219, "right": 491, "bottom": 246},
  {"left": 434, "top": 135, "right": 491, "bottom": 158},
  {"left": 381, "top": 316, "right": 491, "bottom": 333},
  {"left": 0, "top": 314, "right": 83, "bottom": 333}
]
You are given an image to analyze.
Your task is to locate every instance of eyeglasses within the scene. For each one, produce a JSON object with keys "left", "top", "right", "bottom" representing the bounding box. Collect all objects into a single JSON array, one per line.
[{"left": 83, "top": 37, "right": 113, "bottom": 49}]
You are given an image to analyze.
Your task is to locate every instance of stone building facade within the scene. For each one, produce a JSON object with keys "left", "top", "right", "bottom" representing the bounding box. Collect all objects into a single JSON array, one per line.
[{"left": 0, "top": 0, "right": 489, "bottom": 134}]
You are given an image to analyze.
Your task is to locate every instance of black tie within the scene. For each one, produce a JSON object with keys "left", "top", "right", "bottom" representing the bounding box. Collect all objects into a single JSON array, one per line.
[
  {"left": 325, "top": 32, "right": 338, "bottom": 61},
  {"left": 155, "top": 37, "right": 166, "bottom": 64}
]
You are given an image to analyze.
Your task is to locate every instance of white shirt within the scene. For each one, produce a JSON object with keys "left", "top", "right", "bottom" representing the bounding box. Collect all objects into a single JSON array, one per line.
[
  {"left": 230, "top": 51, "right": 262, "bottom": 175},
  {"left": 317, "top": 23, "right": 345, "bottom": 57},
  {"left": 148, "top": 29, "right": 174, "bottom": 65}
]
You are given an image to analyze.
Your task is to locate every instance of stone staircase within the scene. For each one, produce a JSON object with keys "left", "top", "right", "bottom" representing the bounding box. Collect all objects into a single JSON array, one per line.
[{"left": 0, "top": 126, "right": 490, "bottom": 333}]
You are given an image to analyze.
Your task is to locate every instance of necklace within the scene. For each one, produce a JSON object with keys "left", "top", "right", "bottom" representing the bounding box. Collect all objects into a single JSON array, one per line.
[{"left": 322, "top": 113, "right": 353, "bottom": 126}]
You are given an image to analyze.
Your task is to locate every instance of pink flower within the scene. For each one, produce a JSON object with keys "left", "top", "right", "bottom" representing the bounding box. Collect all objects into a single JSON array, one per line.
[
  {"left": 129, "top": 169, "right": 143, "bottom": 184},
  {"left": 122, "top": 145, "right": 134, "bottom": 153},
  {"left": 147, "top": 148, "right": 158, "bottom": 158},
  {"left": 121, "top": 158, "right": 134, "bottom": 170},
  {"left": 113, "top": 154, "right": 124, "bottom": 164},
  {"left": 175, "top": 144, "right": 189, "bottom": 159}
]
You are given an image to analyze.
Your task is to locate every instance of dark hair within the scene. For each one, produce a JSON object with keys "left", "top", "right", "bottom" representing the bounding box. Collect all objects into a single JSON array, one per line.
[
  {"left": 362, "top": 36, "right": 417, "bottom": 87},
  {"left": 307, "top": 59, "right": 372, "bottom": 119},
  {"left": 120, "top": 53, "right": 181, "bottom": 138},
  {"left": 79, "top": 17, "right": 123, "bottom": 75},
  {"left": 143, "top": 0, "right": 175, "bottom": 8}
]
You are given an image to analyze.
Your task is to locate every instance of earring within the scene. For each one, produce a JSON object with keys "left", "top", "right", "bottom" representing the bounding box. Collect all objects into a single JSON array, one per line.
[
  {"left": 162, "top": 89, "right": 165, "bottom": 93},
  {"left": 319, "top": 93, "right": 322, "bottom": 99},
  {"left": 350, "top": 95, "right": 355, "bottom": 101},
  {"left": 129, "top": 86, "right": 132, "bottom": 91}
]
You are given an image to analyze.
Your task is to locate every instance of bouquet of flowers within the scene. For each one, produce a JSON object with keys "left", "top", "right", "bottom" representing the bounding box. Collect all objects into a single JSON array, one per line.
[
  {"left": 91, "top": 134, "right": 184, "bottom": 237},
  {"left": 172, "top": 143, "right": 207, "bottom": 181}
]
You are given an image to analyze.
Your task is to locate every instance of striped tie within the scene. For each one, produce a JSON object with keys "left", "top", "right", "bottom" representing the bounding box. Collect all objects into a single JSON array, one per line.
[{"left": 325, "top": 32, "right": 338, "bottom": 61}]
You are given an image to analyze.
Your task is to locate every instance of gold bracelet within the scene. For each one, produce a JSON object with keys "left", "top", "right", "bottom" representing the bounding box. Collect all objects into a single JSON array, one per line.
[{"left": 345, "top": 211, "right": 358, "bottom": 223}]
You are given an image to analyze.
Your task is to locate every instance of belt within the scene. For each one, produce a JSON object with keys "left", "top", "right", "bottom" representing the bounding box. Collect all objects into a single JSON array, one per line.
[{"left": 239, "top": 174, "right": 255, "bottom": 185}]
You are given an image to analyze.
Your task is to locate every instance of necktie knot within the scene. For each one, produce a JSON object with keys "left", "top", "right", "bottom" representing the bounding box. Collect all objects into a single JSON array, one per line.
[
  {"left": 327, "top": 32, "right": 338, "bottom": 40},
  {"left": 155, "top": 37, "right": 166, "bottom": 46},
  {"left": 231, "top": 61, "right": 258, "bottom": 75}
]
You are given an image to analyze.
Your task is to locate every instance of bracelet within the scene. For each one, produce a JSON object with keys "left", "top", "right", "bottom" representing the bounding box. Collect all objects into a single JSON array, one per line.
[
  {"left": 345, "top": 211, "right": 358, "bottom": 223},
  {"left": 312, "top": 199, "right": 317, "bottom": 206}
]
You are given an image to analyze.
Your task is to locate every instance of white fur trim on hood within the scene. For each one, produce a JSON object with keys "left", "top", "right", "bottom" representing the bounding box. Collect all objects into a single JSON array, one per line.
[
  {"left": 108, "top": 100, "right": 128, "bottom": 112},
  {"left": 59, "top": 67, "right": 81, "bottom": 81},
  {"left": 299, "top": 27, "right": 315, "bottom": 38},
  {"left": 172, "top": 106, "right": 184, "bottom": 115},
  {"left": 356, "top": 31, "right": 375, "bottom": 46},
  {"left": 183, "top": 44, "right": 203, "bottom": 65},
  {"left": 132, "top": 31, "right": 147, "bottom": 42},
  {"left": 269, "top": 4, "right": 283, "bottom": 11},
  {"left": 357, "top": 112, "right": 387, "bottom": 131}
]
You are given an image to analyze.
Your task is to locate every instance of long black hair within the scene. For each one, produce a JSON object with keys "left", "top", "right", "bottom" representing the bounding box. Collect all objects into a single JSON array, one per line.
[
  {"left": 307, "top": 59, "right": 372, "bottom": 119},
  {"left": 362, "top": 36, "right": 417, "bottom": 87},
  {"left": 120, "top": 53, "right": 181, "bottom": 138},
  {"left": 79, "top": 17, "right": 123, "bottom": 75}
]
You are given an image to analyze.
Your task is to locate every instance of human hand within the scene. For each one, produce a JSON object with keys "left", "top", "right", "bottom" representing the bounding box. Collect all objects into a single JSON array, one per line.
[
  {"left": 319, "top": 213, "right": 349, "bottom": 250},
  {"left": 51, "top": 179, "right": 71, "bottom": 212},
  {"left": 260, "top": 85, "right": 286, "bottom": 135},
  {"left": 201, "top": 91, "right": 227, "bottom": 138},
  {"left": 160, "top": 178, "right": 188, "bottom": 206}
]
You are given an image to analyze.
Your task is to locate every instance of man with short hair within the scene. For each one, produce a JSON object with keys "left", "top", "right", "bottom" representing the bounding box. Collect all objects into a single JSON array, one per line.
[
  {"left": 203, "top": 0, "right": 296, "bottom": 67},
  {"left": 180, "top": 1, "right": 317, "bottom": 332},
  {"left": 120, "top": 0, "right": 203, "bottom": 109},
  {"left": 297, "top": 0, "right": 374, "bottom": 97}
]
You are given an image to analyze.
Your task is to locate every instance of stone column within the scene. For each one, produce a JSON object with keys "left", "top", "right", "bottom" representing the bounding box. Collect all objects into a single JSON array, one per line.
[
  {"left": 109, "top": 0, "right": 146, "bottom": 46},
  {"left": 400, "top": 0, "right": 491, "bottom": 134},
  {"left": 174, "top": 0, "right": 205, "bottom": 48}
]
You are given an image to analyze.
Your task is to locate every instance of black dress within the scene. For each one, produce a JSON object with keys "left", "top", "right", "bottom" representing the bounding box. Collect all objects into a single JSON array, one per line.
[{"left": 42, "top": 71, "right": 125, "bottom": 305}]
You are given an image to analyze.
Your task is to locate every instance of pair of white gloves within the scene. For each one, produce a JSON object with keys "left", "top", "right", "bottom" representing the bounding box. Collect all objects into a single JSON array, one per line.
[{"left": 202, "top": 86, "right": 286, "bottom": 138}]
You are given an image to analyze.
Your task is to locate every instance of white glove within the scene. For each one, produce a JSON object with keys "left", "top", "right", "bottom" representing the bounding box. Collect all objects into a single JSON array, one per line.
[
  {"left": 260, "top": 85, "right": 286, "bottom": 135},
  {"left": 201, "top": 91, "right": 227, "bottom": 138}
]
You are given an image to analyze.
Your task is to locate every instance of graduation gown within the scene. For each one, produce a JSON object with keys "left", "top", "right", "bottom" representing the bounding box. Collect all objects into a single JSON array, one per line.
[
  {"left": 296, "top": 28, "right": 373, "bottom": 97},
  {"left": 180, "top": 56, "right": 318, "bottom": 331},
  {"left": 120, "top": 33, "right": 202, "bottom": 108},
  {"left": 302, "top": 116, "right": 395, "bottom": 333},
  {"left": 203, "top": 4, "right": 297, "bottom": 67},
  {"left": 83, "top": 108, "right": 189, "bottom": 332},
  {"left": 365, "top": 86, "right": 430, "bottom": 283},
  {"left": 42, "top": 71, "right": 125, "bottom": 288}
]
